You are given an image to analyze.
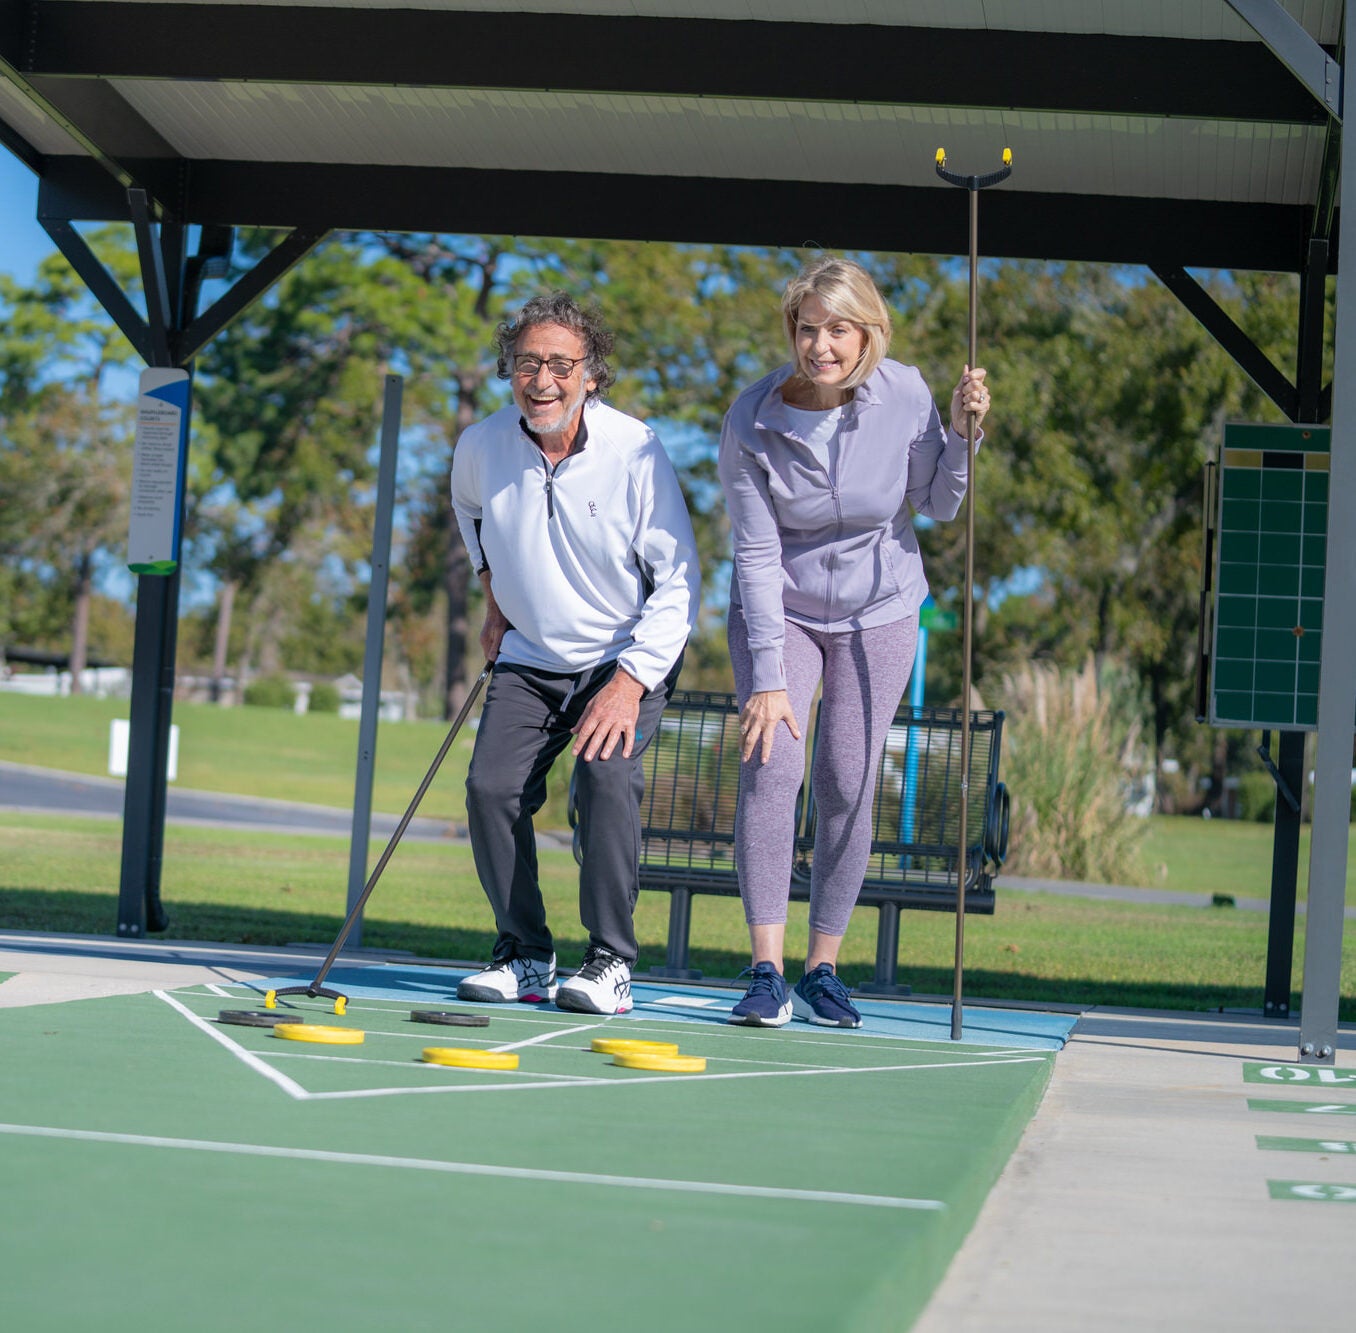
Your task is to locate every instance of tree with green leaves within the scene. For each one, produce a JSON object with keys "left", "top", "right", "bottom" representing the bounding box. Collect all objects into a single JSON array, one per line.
[{"left": 0, "top": 234, "right": 141, "bottom": 687}]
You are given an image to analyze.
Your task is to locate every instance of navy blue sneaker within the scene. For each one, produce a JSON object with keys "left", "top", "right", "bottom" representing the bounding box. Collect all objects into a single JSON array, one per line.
[
  {"left": 728, "top": 961, "right": 792, "bottom": 1026},
  {"left": 792, "top": 963, "right": 862, "bottom": 1028}
]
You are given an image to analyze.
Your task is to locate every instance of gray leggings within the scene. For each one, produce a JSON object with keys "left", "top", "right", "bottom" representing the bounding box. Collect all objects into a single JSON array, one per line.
[{"left": 728, "top": 607, "right": 917, "bottom": 936}]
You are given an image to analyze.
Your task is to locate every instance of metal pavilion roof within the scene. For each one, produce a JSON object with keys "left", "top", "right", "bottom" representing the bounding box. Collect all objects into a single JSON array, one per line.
[{"left": 0, "top": 0, "right": 1344, "bottom": 272}]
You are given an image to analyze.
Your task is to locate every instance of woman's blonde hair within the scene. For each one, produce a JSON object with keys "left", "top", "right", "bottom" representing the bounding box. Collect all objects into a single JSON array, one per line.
[{"left": 780, "top": 256, "right": 891, "bottom": 391}]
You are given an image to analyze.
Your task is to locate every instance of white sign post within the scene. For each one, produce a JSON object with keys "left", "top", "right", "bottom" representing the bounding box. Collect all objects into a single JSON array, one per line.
[
  {"left": 128, "top": 368, "right": 191, "bottom": 574},
  {"left": 108, "top": 719, "right": 178, "bottom": 782}
]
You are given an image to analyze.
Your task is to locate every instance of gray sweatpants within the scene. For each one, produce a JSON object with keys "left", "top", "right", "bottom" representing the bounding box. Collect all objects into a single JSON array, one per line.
[
  {"left": 464, "top": 658, "right": 679, "bottom": 966},
  {"left": 728, "top": 607, "right": 917, "bottom": 936}
]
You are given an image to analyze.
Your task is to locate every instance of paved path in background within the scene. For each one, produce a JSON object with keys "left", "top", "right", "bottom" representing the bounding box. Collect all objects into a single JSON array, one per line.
[
  {"left": 1, "top": 759, "right": 1349, "bottom": 910},
  {"left": 0, "top": 760, "right": 579, "bottom": 848}
]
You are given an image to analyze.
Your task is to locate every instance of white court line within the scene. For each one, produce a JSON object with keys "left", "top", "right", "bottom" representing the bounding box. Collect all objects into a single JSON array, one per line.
[
  {"left": 296, "top": 1054, "right": 1049, "bottom": 1101},
  {"left": 0, "top": 1121, "right": 944, "bottom": 1212},
  {"left": 260, "top": 1041, "right": 1031, "bottom": 1079},
  {"left": 191, "top": 986, "right": 1062, "bottom": 1056},
  {"left": 155, "top": 991, "right": 308, "bottom": 1101},
  {"left": 187, "top": 987, "right": 1048, "bottom": 1056},
  {"left": 163, "top": 990, "right": 1052, "bottom": 1103},
  {"left": 266, "top": 1051, "right": 599, "bottom": 1082},
  {"left": 204, "top": 983, "right": 233, "bottom": 998},
  {"left": 164, "top": 992, "right": 1052, "bottom": 1106},
  {"left": 207, "top": 1017, "right": 1027, "bottom": 1058},
  {"left": 491, "top": 1022, "right": 597, "bottom": 1054}
]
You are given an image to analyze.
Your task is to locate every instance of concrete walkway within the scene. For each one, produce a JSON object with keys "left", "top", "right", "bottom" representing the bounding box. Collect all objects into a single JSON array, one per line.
[
  {"left": 915, "top": 1006, "right": 1356, "bottom": 1332},
  {"left": 2, "top": 930, "right": 1352, "bottom": 1330}
]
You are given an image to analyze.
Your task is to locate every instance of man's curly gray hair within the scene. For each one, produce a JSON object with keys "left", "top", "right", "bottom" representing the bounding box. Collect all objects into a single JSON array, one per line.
[{"left": 494, "top": 292, "right": 616, "bottom": 400}]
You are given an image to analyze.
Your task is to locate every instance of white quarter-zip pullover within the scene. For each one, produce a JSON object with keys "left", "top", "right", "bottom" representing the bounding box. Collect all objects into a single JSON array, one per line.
[{"left": 451, "top": 398, "right": 699, "bottom": 688}]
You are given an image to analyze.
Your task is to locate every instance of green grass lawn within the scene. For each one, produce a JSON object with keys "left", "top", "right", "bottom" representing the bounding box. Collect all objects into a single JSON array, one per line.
[
  {"left": 0, "top": 690, "right": 569, "bottom": 826},
  {"left": 2, "top": 810, "right": 1353, "bottom": 1018},
  {"left": 1137, "top": 815, "right": 1355, "bottom": 902},
  {"left": 2, "top": 691, "right": 1352, "bottom": 1017},
  {"left": 4, "top": 692, "right": 1353, "bottom": 897}
]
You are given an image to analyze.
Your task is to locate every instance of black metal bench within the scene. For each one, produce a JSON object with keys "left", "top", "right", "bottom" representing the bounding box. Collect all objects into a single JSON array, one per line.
[{"left": 571, "top": 689, "right": 1009, "bottom": 993}]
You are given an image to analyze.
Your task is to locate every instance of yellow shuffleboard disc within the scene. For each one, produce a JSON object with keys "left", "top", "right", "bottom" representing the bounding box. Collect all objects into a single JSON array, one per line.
[
  {"left": 611, "top": 1051, "right": 706, "bottom": 1073},
  {"left": 272, "top": 1023, "right": 364, "bottom": 1044},
  {"left": 589, "top": 1037, "right": 680, "bottom": 1058},
  {"left": 422, "top": 1047, "right": 519, "bottom": 1070}
]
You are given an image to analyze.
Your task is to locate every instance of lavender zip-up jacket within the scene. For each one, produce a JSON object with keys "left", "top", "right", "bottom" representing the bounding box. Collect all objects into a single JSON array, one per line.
[{"left": 718, "top": 358, "right": 973, "bottom": 693}]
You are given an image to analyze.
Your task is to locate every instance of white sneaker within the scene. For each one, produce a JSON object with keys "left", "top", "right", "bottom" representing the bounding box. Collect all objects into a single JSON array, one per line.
[
  {"left": 555, "top": 947, "right": 633, "bottom": 1015},
  {"left": 457, "top": 953, "right": 558, "bottom": 1003}
]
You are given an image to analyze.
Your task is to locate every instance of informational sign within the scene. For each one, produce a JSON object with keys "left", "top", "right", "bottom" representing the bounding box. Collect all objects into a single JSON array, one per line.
[
  {"left": 127, "top": 368, "right": 190, "bottom": 575},
  {"left": 1208, "top": 421, "right": 1333, "bottom": 730}
]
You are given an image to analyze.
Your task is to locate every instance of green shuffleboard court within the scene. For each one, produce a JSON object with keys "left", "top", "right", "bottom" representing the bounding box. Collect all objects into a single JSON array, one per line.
[{"left": 0, "top": 968, "right": 1069, "bottom": 1332}]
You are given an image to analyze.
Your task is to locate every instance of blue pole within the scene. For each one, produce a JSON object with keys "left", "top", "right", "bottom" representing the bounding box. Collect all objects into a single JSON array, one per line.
[{"left": 901, "top": 623, "right": 927, "bottom": 852}]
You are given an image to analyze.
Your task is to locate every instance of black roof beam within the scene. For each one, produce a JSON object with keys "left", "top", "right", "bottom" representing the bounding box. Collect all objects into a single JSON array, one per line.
[
  {"left": 39, "top": 213, "right": 153, "bottom": 362},
  {"left": 1225, "top": 0, "right": 1341, "bottom": 119},
  {"left": 31, "top": 153, "right": 1326, "bottom": 275},
  {"left": 173, "top": 224, "right": 328, "bottom": 364},
  {"left": 182, "top": 160, "right": 1324, "bottom": 275},
  {"left": 1151, "top": 263, "right": 1299, "bottom": 418},
  {"left": 19, "top": 4, "right": 1329, "bottom": 124},
  {"left": 129, "top": 187, "right": 173, "bottom": 364}
]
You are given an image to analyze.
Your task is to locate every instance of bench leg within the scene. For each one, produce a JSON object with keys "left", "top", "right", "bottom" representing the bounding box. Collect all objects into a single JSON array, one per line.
[
  {"left": 647, "top": 888, "right": 703, "bottom": 981},
  {"left": 857, "top": 901, "right": 912, "bottom": 997}
]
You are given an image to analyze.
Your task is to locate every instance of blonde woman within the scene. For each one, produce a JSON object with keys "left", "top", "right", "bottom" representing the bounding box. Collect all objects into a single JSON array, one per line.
[{"left": 717, "top": 256, "right": 990, "bottom": 1027}]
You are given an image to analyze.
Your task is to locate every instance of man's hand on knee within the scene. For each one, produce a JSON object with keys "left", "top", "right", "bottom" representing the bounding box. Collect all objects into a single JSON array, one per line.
[{"left": 571, "top": 670, "right": 644, "bottom": 762}]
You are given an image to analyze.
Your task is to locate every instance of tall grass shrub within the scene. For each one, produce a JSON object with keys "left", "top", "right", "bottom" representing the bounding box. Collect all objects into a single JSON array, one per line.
[{"left": 996, "top": 659, "right": 1149, "bottom": 884}]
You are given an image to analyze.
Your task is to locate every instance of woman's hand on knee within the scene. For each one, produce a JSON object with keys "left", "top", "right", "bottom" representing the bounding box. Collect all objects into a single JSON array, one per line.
[{"left": 740, "top": 690, "right": 800, "bottom": 765}]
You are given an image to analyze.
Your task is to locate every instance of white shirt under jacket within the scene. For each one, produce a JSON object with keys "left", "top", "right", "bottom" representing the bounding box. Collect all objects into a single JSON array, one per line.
[{"left": 450, "top": 398, "right": 700, "bottom": 689}]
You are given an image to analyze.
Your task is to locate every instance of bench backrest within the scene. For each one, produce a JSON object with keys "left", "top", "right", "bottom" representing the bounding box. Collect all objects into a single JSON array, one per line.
[
  {"left": 795, "top": 702, "right": 1006, "bottom": 896},
  {"left": 631, "top": 691, "right": 1006, "bottom": 896},
  {"left": 637, "top": 691, "right": 744, "bottom": 885}
]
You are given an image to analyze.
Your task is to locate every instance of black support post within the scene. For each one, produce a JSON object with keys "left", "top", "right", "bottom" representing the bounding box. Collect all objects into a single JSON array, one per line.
[
  {"left": 1260, "top": 237, "right": 1331, "bottom": 1016},
  {"left": 1262, "top": 731, "right": 1305, "bottom": 1016},
  {"left": 116, "top": 568, "right": 182, "bottom": 934},
  {"left": 33, "top": 169, "right": 329, "bottom": 940},
  {"left": 117, "top": 212, "right": 191, "bottom": 937}
]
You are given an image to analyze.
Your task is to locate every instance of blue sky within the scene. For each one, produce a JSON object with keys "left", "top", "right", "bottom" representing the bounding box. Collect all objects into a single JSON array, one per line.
[{"left": 0, "top": 151, "right": 52, "bottom": 282}]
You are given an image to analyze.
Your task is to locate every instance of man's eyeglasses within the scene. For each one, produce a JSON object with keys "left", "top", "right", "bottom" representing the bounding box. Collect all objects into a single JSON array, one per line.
[{"left": 512, "top": 354, "right": 587, "bottom": 379}]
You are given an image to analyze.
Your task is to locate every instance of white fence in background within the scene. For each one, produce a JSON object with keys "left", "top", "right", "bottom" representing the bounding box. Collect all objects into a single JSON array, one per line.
[{"left": 0, "top": 667, "right": 132, "bottom": 698}]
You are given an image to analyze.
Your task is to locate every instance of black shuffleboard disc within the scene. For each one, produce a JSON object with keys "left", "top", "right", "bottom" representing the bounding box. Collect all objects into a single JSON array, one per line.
[{"left": 410, "top": 1010, "right": 491, "bottom": 1028}]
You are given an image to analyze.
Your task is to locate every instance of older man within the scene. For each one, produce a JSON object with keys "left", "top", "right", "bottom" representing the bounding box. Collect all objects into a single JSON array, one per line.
[{"left": 450, "top": 292, "right": 699, "bottom": 1014}]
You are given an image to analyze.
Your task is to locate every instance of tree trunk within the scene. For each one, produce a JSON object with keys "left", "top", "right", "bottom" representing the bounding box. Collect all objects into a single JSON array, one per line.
[
  {"left": 1209, "top": 729, "right": 1229, "bottom": 817},
  {"left": 443, "top": 379, "right": 479, "bottom": 720},
  {"left": 443, "top": 525, "right": 471, "bottom": 719},
  {"left": 68, "top": 552, "right": 92, "bottom": 694},
  {"left": 211, "top": 579, "right": 237, "bottom": 703}
]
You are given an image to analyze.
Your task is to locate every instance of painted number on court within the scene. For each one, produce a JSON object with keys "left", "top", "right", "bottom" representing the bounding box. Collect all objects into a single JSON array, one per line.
[
  {"left": 1268, "top": 1180, "right": 1356, "bottom": 1203},
  {"left": 1249, "top": 1099, "right": 1356, "bottom": 1116},
  {"left": 1256, "top": 1136, "right": 1356, "bottom": 1154},
  {"left": 1245, "top": 1063, "right": 1356, "bottom": 1086}
]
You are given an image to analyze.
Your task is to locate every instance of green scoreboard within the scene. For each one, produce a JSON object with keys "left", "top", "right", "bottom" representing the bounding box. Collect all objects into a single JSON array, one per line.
[{"left": 1207, "top": 421, "right": 1334, "bottom": 731}]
